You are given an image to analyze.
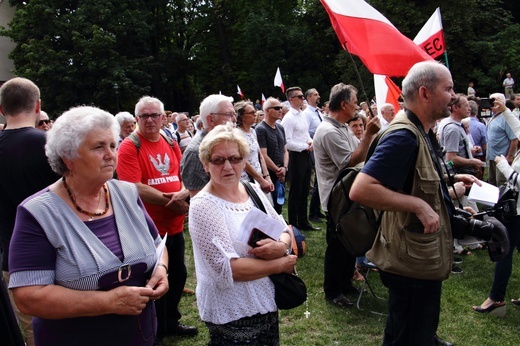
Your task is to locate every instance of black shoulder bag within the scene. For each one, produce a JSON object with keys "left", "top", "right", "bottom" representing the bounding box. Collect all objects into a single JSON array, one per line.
[{"left": 242, "top": 181, "right": 307, "bottom": 310}]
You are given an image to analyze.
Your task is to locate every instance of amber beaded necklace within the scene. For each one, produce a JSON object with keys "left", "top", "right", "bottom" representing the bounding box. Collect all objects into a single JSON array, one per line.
[{"left": 62, "top": 177, "right": 109, "bottom": 221}]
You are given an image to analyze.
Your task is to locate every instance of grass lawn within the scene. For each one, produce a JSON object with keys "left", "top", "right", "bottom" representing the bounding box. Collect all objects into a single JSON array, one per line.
[{"left": 164, "top": 206, "right": 520, "bottom": 345}]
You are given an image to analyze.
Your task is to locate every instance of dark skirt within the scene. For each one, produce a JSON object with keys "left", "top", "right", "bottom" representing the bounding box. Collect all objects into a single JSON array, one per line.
[{"left": 206, "top": 311, "right": 279, "bottom": 346}]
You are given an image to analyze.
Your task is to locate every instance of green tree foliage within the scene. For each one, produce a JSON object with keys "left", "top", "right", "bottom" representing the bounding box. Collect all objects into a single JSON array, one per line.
[{"left": 1, "top": 0, "right": 519, "bottom": 116}]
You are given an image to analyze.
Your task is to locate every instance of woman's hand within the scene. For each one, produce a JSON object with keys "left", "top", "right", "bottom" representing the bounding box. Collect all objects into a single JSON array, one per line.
[
  {"left": 109, "top": 286, "right": 154, "bottom": 315},
  {"left": 279, "top": 254, "right": 298, "bottom": 274},
  {"left": 495, "top": 154, "right": 507, "bottom": 165},
  {"left": 146, "top": 266, "right": 169, "bottom": 301},
  {"left": 249, "top": 238, "right": 287, "bottom": 259},
  {"left": 454, "top": 173, "right": 482, "bottom": 189},
  {"left": 492, "top": 99, "right": 508, "bottom": 114},
  {"left": 259, "top": 177, "right": 275, "bottom": 193}
]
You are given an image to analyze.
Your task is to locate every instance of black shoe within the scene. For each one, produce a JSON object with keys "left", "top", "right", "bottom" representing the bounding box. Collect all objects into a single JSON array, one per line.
[
  {"left": 453, "top": 256, "right": 463, "bottom": 264},
  {"left": 308, "top": 215, "right": 324, "bottom": 223},
  {"left": 298, "top": 223, "right": 321, "bottom": 231},
  {"left": 326, "top": 294, "right": 353, "bottom": 308},
  {"left": 451, "top": 265, "right": 463, "bottom": 274},
  {"left": 174, "top": 323, "right": 198, "bottom": 337},
  {"left": 343, "top": 285, "right": 361, "bottom": 296},
  {"left": 433, "top": 333, "right": 454, "bottom": 346},
  {"left": 317, "top": 212, "right": 327, "bottom": 218}
]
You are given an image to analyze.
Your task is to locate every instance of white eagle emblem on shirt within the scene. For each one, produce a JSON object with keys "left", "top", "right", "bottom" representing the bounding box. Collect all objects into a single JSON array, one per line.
[{"left": 149, "top": 153, "right": 170, "bottom": 176}]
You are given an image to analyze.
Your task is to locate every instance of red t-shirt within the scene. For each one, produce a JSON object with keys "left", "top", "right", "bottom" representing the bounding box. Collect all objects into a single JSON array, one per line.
[{"left": 117, "top": 132, "right": 185, "bottom": 236}]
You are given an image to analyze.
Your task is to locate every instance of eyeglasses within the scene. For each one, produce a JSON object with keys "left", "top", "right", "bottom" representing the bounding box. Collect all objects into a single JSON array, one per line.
[
  {"left": 290, "top": 94, "right": 305, "bottom": 100},
  {"left": 208, "top": 156, "right": 243, "bottom": 165},
  {"left": 166, "top": 114, "right": 172, "bottom": 117},
  {"left": 213, "top": 112, "right": 237, "bottom": 118},
  {"left": 38, "top": 119, "right": 50, "bottom": 126},
  {"left": 137, "top": 113, "right": 162, "bottom": 120},
  {"left": 268, "top": 106, "right": 283, "bottom": 111}
]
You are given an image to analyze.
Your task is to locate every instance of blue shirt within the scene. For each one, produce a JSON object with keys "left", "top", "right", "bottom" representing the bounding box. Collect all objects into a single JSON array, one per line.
[
  {"left": 486, "top": 113, "right": 516, "bottom": 161},
  {"left": 469, "top": 117, "right": 487, "bottom": 157}
]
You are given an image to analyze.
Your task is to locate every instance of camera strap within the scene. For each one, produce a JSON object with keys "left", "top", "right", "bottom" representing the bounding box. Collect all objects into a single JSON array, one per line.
[{"left": 405, "top": 110, "right": 459, "bottom": 212}]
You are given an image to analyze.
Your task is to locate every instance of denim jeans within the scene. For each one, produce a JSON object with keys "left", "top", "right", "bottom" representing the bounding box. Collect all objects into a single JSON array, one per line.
[
  {"left": 379, "top": 270, "right": 442, "bottom": 346},
  {"left": 489, "top": 215, "right": 520, "bottom": 302}
]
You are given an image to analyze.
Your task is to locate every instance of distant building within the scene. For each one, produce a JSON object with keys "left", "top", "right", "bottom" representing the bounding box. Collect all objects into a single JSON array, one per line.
[{"left": 0, "top": 2, "right": 16, "bottom": 84}]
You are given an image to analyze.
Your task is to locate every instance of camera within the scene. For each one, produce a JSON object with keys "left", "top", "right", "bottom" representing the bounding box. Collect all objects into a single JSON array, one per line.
[
  {"left": 479, "top": 97, "right": 495, "bottom": 109},
  {"left": 451, "top": 208, "right": 510, "bottom": 262}
]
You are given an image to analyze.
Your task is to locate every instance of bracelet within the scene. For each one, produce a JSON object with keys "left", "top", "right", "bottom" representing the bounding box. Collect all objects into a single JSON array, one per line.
[
  {"left": 278, "top": 240, "right": 291, "bottom": 255},
  {"left": 263, "top": 174, "right": 270, "bottom": 178},
  {"left": 157, "top": 263, "right": 169, "bottom": 276}
]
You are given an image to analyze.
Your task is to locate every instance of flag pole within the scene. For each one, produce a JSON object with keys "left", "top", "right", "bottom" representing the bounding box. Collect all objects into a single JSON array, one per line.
[
  {"left": 344, "top": 46, "right": 375, "bottom": 117},
  {"left": 443, "top": 51, "right": 450, "bottom": 70}
]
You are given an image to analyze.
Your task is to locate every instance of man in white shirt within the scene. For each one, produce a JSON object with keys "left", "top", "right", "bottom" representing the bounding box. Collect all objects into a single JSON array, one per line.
[
  {"left": 503, "top": 73, "right": 515, "bottom": 99},
  {"left": 379, "top": 103, "right": 396, "bottom": 131},
  {"left": 281, "top": 86, "right": 318, "bottom": 231}
]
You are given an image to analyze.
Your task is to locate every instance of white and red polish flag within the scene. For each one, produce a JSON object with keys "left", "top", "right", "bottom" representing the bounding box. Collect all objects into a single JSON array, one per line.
[
  {"left": 413, "top": 7, "right": 445, "bottom": 59},
  {"left": 320, "top": 0, "right": 432, "bottom": 77},
  {"left": 274, "top": 67, "right": 285, "bottom": 92},
  {"left": 237, "top": 85, "right": 244, "bottom": 99},
  {"left": 374, "top": 74, "right": 402, "bottom": 114},
  {"left": 261, "top": 93, "right": 266, "bottom": 105}
]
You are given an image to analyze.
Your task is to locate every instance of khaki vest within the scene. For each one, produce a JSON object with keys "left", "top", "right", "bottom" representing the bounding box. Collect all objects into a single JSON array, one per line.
[{"left": 366, "top": 116, "right": 453, "bottom": 281}]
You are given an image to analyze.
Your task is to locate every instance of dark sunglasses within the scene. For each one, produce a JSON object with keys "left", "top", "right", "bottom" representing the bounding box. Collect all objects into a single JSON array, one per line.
[
  {"left": 38, "top": 119, "right": 50, "bottom": 126},
  {"left": 208, "top": 156, "right": 243, "bottom": 165},
  {"left": 291, "top": 94, "right": 305, "bottom": 100},
  {"left": 269, "top": 106, "right": 283, "bottom": 111}
]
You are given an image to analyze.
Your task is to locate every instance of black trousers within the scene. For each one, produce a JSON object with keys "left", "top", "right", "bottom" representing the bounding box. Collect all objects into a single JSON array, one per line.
[
  {"left": 309, "top": 175, "right": 322, "bottom": 217},
  {"left": 156, "top": 232, "right": 187, "bottom": 337},
  {"left": 324, "top": 213, "right": 356, "bottom": 299},
  {"left": 287, "top": 150, "right": 312, "bottom": 226}
]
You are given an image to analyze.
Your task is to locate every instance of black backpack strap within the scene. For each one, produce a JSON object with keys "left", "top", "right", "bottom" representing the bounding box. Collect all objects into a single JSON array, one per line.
[
  {"left": 128, "top": 132, "right": 141, "bottom": 152},
  {"left": 242, "top": 181, "right": 266, "bottom": 213}
]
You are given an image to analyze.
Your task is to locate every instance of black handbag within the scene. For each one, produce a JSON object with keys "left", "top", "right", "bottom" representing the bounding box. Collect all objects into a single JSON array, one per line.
[
  {"left": 495, "top": 171, "right": 519, "bottom": 219},
  {"left": 241, "top": 181, "right": 307, "bottom": 309}
]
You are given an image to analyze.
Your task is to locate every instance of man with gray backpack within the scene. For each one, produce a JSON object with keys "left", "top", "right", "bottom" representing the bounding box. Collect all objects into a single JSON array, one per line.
[{"left": 313, "top": 83, "right": 380, "bottom": 308}]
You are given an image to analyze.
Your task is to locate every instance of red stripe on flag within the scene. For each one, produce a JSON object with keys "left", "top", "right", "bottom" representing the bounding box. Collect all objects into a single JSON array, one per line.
[
  {"left": 322, "top": 1, "right": 432, "bottom": 77},
  {"left": 416, "top": 31, "right": 445, "bottom": 59}
]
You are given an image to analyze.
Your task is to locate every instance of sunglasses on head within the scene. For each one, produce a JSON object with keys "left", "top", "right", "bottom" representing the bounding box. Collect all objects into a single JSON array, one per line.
[{"left": 38, "top": 119, "right": 50, "bottom": 126}]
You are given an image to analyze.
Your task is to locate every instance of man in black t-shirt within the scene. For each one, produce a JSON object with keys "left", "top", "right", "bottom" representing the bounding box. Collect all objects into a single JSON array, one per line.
[
  {"left": 0, "top": 77, "right": 57, "bottom": 346},
  {"left": 256, "top": 97, "right": 289, "bottom": 214}
]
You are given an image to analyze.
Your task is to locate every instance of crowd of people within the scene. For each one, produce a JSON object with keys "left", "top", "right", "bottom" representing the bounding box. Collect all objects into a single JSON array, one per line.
[{"left": 1, "top": 63, "right": 520, "bottom": 345}]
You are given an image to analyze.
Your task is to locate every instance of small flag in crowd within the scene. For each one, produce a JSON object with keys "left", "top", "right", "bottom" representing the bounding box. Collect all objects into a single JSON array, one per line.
[
  {"left": 261, "top": 93, "right": 266, "bottom": 105},
  {"left": 274, "top": 67, "right": 285, "bottom": 92},
  {"left": 237, "top": 85, "right": 244, "bottom": 99},
  {"left": 374, "top": 74, "right": 402, "bottom": 114}
]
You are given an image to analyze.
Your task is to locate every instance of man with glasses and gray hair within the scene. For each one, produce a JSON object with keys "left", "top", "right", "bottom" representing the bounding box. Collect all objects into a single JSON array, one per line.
[
  {"left": 117, "top": 96, "right": 197, "bottom": 341},
  {"left": 181, "top": 94, "right": 236, "bottom": 198}
]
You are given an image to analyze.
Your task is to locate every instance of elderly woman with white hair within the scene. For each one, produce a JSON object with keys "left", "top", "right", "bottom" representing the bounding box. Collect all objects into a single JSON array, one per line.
[
  {"left": 114, "top": 111, "right": 136, "bottom": 147},
  {"left": 8, "top": 106, "right": 168, "bottom": 346},
  {"left": 189, "top": 122, "right": 296, "bottom": 345},
  {"left": 486, "top": 93, "right": 518, "bottom": 186}
]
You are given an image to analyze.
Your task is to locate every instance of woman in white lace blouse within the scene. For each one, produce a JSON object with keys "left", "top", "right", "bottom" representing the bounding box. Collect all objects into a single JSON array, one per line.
[{"left": 189, "top": 122, "right": 296, "bottom": 345}]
